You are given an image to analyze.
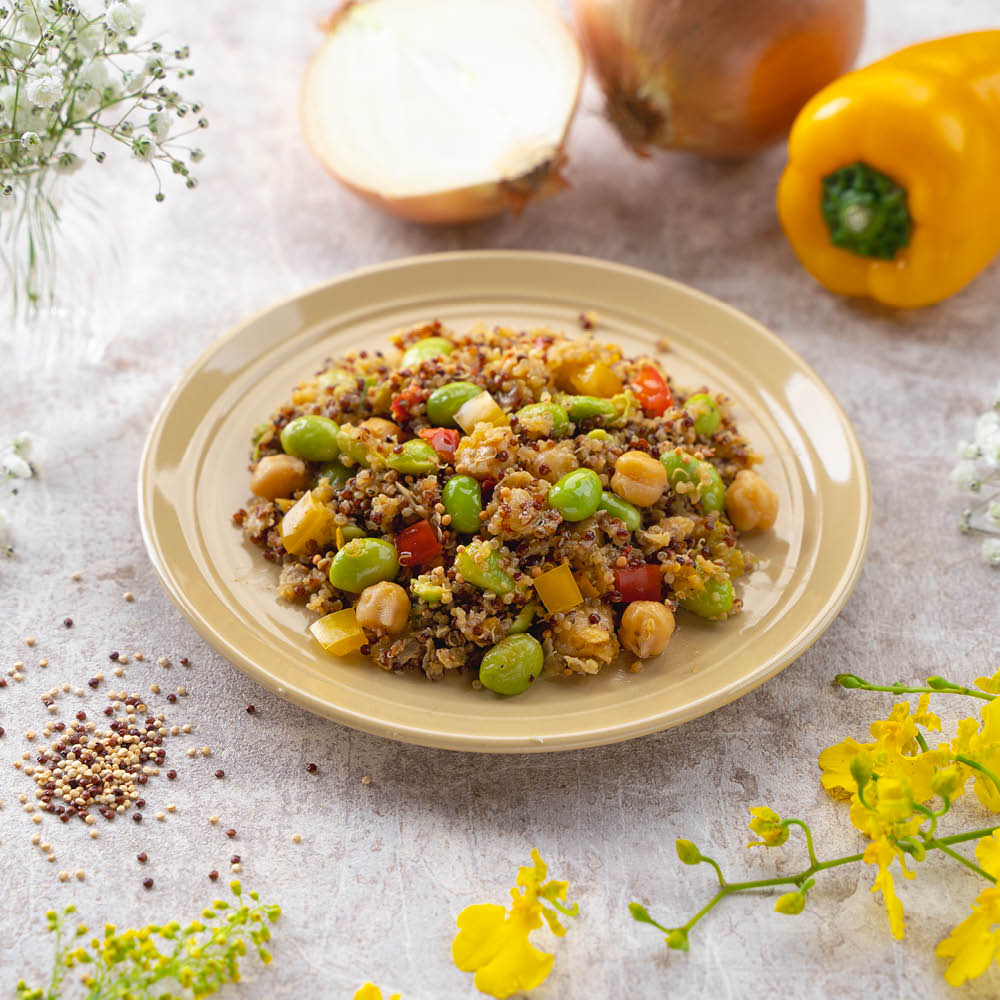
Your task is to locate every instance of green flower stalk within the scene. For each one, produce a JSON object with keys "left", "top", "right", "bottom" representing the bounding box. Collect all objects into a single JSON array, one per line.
[
  {"left": 632, "top": 671, "right": 1000, "bottom": 988},
  {"left": 16, "top": 881, "right": 280, "bottom": 999}
]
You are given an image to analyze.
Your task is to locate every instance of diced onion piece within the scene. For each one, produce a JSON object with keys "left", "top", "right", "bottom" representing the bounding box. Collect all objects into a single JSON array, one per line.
[
  {"left": 310, "top": 608, "right": 366, "bottom": 656},
  {"left": 533, "top": 564, "right": 583, "bottom": 615},
  {"left": 454, "top": 390, "right": 509, "bottom": 434},
  {"left": 301, "top": 0, "right": 584, "bottom": 223},
  {"left": 280, "top": 490, "right": 336, "bottom": 557}
]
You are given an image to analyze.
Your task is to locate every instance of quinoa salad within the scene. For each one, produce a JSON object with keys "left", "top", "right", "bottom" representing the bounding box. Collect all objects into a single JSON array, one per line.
[{"left": 234, "top": 321, "right": 779, "bottom": 696}]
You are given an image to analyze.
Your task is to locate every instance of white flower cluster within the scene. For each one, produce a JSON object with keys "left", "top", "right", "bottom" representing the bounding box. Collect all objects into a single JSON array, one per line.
[
  {"left": 1, "top": 432, "right": 35, "bottom": 480},
  {"left": 951, "top": 380, "right": 1000, "bottom": 566},
  {"left": 0, "top": 0, "right": 205, "bottom": 206}
]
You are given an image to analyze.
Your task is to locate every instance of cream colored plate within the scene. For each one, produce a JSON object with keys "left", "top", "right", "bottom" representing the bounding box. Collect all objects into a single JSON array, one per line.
[{"left": 138, "top": 251, "right": 871, "bottom": 753}]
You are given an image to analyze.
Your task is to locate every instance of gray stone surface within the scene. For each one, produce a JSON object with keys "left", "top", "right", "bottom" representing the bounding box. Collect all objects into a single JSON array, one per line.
[{"left": 2, "top": 1, "right": 1000, "bottom": 997}]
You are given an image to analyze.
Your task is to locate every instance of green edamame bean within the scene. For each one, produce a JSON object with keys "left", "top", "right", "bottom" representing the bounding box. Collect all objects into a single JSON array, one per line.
[
  {"left": 660, "top": 451, "right": 725, "bottom": 513},
  {"left": 686, "top": 393, "right": 722, "bottom": 436},
  {"left": 456, "top": 540, "right": 515, "bottom": 595},
  {"left": 328, "top": 537, "right": 399, "bottom": 594},
  {"left": 515, "top": 402, "right": 571, "bottom": 438},
  {"left": 442, "top": 475, "right": 483, "bottom": 534},
  {"left": 279, "top": 415, "right": 340, "bottom": 461},
  {"left": 547, "top": 468, "right": 603, "bottom": 522},
  {"left": 426, "top": 382, "right": 482, "bottom": 427},
  {"left": 508, "top": 602, "right": 537, "bottom": 635},
  {"left": 562, "top": 395, "right": 619, "bottom": 422},
  {"left": 316, "top": 459, "right": 353, "bottom": 489},
  {"left": 386, "top": 439, "right": 440, "bottom": 475},
  {"left": 399, "top": 337, "right": 453, "bottom": 370},
  {"left": 680, "top": 576, "right": 735, "bottom": 620},
  {"left": 479, "top": 634, "right": 544, "bottom": 696},
  {"left": 598, "top": 491, "right": 641, "bottom": 531}
]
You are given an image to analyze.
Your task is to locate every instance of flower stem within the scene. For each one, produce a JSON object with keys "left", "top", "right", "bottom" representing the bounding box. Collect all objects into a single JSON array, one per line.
[
  {"left": 835, "top": 674, "right": 994, "bottom": 701},
  {"left": 927, "top": 841, "right": 997, "bottom": 884},
  {"left": 784, "top": 819, "right": 819, "bottom": 868},
  {"left": 956, "top": 755, "right": 1000, "bottom": 795}
]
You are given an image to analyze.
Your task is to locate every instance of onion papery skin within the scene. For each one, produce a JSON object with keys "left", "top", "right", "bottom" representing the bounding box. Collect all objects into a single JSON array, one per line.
[{"left": 572, "top": 0, "right": 865, "bottom": 158}]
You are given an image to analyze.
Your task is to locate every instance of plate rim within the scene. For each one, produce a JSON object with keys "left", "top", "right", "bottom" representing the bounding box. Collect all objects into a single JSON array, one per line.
[{"left": 138, "top": 249, "right": 872, "bottom": 752}]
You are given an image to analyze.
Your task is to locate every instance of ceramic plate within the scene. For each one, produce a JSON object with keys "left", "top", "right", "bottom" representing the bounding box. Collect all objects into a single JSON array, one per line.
[{"left": 138, "top": 251, "right": 871, "bottom": 753}]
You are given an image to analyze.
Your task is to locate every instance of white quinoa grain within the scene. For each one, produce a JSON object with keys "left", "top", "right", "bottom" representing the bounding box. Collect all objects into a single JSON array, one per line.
[
  {"left": 25, "top": 730, "right": 35, "bottom": 740},
  {"left": 177, "top": 686, "right": 188, "bottom": 696},
  {"left": 58, "top": 870, "right": 69, "bottom": 882},
  {"left": 113, "top": 667, "right": 124, "bottom": 677},
  {"left": 209, "top": 815, "right": 219, "bottom": 825},
  {"left": 201, "top": 746, "right": 211, "bottom": 757},
  {"left": 75, "top": 870, "right": 85, "bottom": 881},
  {"left": 150, "top": 683, "right": 160, "bottom": 694},
  {"left": 231, "top": 863, "right": 242, "bottom": 873},
  {"left": 30, "top": 833, "right": 40, "bottom": 845},
  {"left": 157, "top": 657, "right": 169, "bottom": 667},
  {"left": 186, "top": 748, "right": 196, "bottom": 758},
  {"left": 39, "top": 659, "right": 48, "bottom": 668},
  {"left": 361, "top": 775, "right": 372, "bottom": 785},
  {"left": 25, "top": 637, "right": 36, "bottom": 647},
  {"left": 31, "top": 814, "right": 42, "bottom": 824},
  {"left": 124, "top": 592, "right": 134, "bottom": 602},
  {"left": 71, "top": 571, "right": 82, "bottom": 581},
  {"left": 134, "top": 653, "right": 143, "bottom": 661},
  {"left": 155, "top": 811, "right": 165, "bottom": 821},
  {"left": 181, "top": 724, "right": 192, "bottom": 734},
  {"left": 118, "top": 655, "right": 129, "bottom": 665},
  {"left": 89, "top": 830, "right": 98, "bottom": 839},
  {"left": 166, "top": 803, "right": 176, "bottom": 812},
  {"left": 291, "top": 833, "right": 302, "bottom": 843}
]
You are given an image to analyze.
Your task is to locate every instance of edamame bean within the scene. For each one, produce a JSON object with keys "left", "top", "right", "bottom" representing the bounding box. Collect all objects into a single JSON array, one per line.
[
  {"left": 598, "top": 491, "right": 641, "bottom": 531},
  {"left": 426, "top": 382, "right": 482, "bottom": 427},
  {"left": 547, "top": 468, "right": 602, "bottom": 522},
  {"left": 279, "top": 415, "right": 340, "bottom": 462},
  {"left": 515, "top": 402, "right": 571, "bottom": 438},
  {"left": 442, "top": 475, "right": 483, "bottom": 534},
  {"left": 679, "top": 575, "right": 734, "bottom": 619},
  {"left": 399, "top": 337, "right": 453, "bottom": 370},
  {"left": 316, "top": 459, "right": 353, "bottom": 489},
  {"left": 508, "top": 602, "right": 537, "bottom": 635},
  {"left": 456, "top": 540, "right": 515, "bottom": 595},
  {"left": 660, "top": 451, "right": 725, "bottom": 513},
  {"left": 328, "top": 538, "right": 399, "bottom": 594},
  {"left": 686, "top": 393, "right": 722, "bottom": 436},
  {"left": 479, "top": 634, "right": 544, "bottom": 696},
  {"left": 386, "top": 439, "right": 440, "bottom": 475},
  {"left": 587, "top": 429, "right": 610, "bottom": 441},
  {"left": 562, "top": 395, "right": 619, "bottom": 422}
]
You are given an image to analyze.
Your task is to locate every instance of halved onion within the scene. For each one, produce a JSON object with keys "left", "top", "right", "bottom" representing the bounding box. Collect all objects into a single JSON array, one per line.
[{"left": 302, "top": 0, "right": 584, "bottom": 223}]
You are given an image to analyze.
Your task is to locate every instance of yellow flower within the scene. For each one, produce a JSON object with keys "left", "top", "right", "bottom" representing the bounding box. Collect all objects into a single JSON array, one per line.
[
  {"left": 353, "top": 985, "right": 400, "bottom": 1000},
  {"left": 937, "top": 887, "right": 1000, "bottom": 986},
  {"left": 864, "top": 840, "right": 908, "bottom": 940},
  {"left": 974, "top": 668, "right": 1000, "bottom": 695},
  {"left": 952, "top": 698, "right": 1000, "bottom": 812},
  {"left": 452, "top": 850, "right": 578, "bottom": 1000},
  {"left": 747, "top": 806, "right": 789, "bottom": 847},
  {"left": 912, "top": 694, "right": 942, "bottom": 733}
]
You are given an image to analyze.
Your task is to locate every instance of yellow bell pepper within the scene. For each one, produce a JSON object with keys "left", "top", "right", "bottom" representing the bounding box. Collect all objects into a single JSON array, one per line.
[
  {"left": 778, "top": 31, "right": 1000, "bottom": 307},
  {"left": 279, "top": 490, "right": 336, "bottom": 557},
  {"left": 310, "top": 608, "right": 366, "bottom": 656},
  {"left": 533, "top": 563, "right": 583, "bottom": 616},
  {"left": 570, "top": 362, "right": 622, "bottom": 398}
]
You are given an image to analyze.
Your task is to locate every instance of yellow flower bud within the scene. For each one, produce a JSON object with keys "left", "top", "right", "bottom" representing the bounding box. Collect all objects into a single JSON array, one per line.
[
  {"left": 675, "top": 839, "right": 701, "bottom": 865},
  {"left": 774, "top": 891, "right": 806, "bottom": 915},
  {"left": 849, "top": 753, "right": 874, "bottom": 791},
  {"left": 874, "top": 778, "right": 913, "bottom": 823},
  {"left": 931, "top": 765, "right": 965, "bottom": 800},
  {"left": 747, "top": 806, "right": 789, "bottom": 847}
]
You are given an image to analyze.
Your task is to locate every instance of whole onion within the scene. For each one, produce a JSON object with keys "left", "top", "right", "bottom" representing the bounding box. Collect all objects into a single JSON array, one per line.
[{"left": 572, "top": 0, "right": 865, "bottom": 157}]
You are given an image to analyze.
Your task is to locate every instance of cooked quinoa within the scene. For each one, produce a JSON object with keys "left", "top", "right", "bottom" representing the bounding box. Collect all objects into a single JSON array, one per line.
[{"left": 234, "top": 321, "right": 779, "bottom": 693}]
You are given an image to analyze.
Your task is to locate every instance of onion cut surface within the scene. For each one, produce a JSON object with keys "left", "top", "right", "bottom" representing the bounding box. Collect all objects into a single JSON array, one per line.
[{"left": 302, "top": 0, "right": 584, "bottom": 222}]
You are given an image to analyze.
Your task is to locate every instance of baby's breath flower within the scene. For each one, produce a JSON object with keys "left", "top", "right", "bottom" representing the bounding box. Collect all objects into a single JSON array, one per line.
[
  {"left": 951, "top": 460, "right": 981, "bottom": 492},
  {"left": 131, "top": 135, "right": 153, "bottom": 162},
  {"left": 25, "top": 69, "right": 64, "bottom": 107},
  {"left": 54, "top": 151, "right": 83, "bottom": 174},
  {"left": 147, "top": 110, "right": 170, "bottom": 143},
  {"left": 105, "top": 1, "right": 144, "bottom": 36},
  {"left": 982, "top": 537, "right": 1000, "bottom": 568},
  {"left": 19, "top": 131, "right": 39, "bottom": 149}
]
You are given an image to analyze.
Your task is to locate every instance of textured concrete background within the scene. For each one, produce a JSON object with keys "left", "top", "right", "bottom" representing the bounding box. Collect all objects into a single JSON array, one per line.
[{"left": 3, "top": 1, "right": 1000, "bottom": 997}]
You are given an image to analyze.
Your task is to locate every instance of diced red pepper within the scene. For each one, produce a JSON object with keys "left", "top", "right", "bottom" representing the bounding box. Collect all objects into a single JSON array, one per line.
[
  {"left": 390, "top": 384, "right": 425, "bottom": 424},
  {"left": 613, "top": 564, "right": 662, "bottom": 602},
  {"left": 631, "top": 365, "right": 674, "bottom": 417},
  {"left": 418, "top": 427, "right": 459, "bottom": 462},
  {"left": 395, "top": 520, "right": 442, "bottom": 567}
]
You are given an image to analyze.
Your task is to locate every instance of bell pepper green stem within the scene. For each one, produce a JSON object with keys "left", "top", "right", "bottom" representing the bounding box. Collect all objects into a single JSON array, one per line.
[{"left": 821, "top": 162, "right": 911, "bottom": 260}]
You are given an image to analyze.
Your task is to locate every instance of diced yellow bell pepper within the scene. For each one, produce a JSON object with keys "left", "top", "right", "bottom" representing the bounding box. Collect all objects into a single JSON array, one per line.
[
  {"left": 533, "top": 563, "right": 583, "bottom": 615},
  {"left": 570, "top": 362, "right": 622, "bottom": 398},
  {"left": 454, "top": 390, "right": 509, "bottom": 434},
  {"left": 275, "top": 498, "right": 296, "bottom": 513},
  {"left": 309, "top": 608, "right": 366, "bottom": 656},
  {"left": 279, "top": 490, "right": 336, "bottom": 557}
]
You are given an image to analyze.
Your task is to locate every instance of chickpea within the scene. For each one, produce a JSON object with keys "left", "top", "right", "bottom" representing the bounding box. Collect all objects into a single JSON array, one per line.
[
  {"left": 618, "top": 601, "right": 675, "bottom": 659},
  {"left": 725, "top": 469, "right": 779, "bottom": 532},
  {"left": 250, "top": 454, "right": 310, "bottom": 500},
  {"left": 355, "top": 581, "right": 411, "bottom": 635},
  {"left": 360, "top": 417, "right": 402, "bottom": 440},
  {"left": 611, "top": 451, "right": 667, "bottom": 507}
]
